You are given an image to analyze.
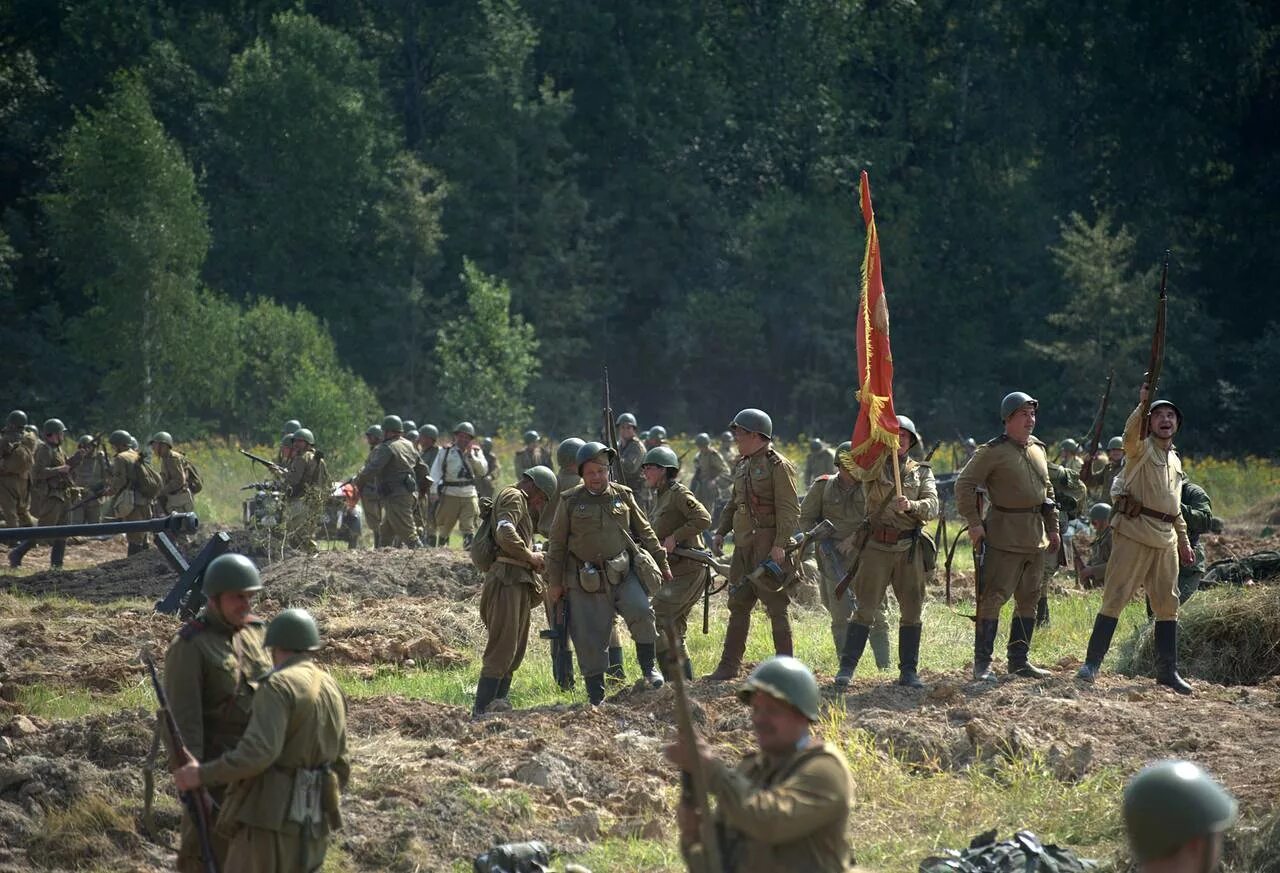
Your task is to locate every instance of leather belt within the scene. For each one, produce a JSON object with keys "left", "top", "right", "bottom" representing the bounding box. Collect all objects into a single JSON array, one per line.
[
  {"left": 1139, "top": 507, "right": 1178, "bottom": 523},
  {"left": 871, "top": 526, "right": 915, "bottom": 544},
  {"left": 496, "top": 556, "right": 535, "bottom": 571},
  {"left": 991, "top": 504, "right": 1041, "bottom": 514}
]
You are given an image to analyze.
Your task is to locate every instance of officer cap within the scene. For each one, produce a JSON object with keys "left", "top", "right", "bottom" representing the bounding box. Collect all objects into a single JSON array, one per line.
[
  {"left": 265, "top": 608, "right": 323, "bottom": 652},
  {"left": 694, "top": 432, "right": 711, "bottom": 448},
  {"left": 642, "top": 446, "right": 680, "bottom": 470},
  {"left": 1089, "top": 503, "right": 1112, "bottom": 523},
  {"left": 737, "top": 656, "right": 820, "bottom": 722},
  {"left": 896, "top": 415, "right": 920, "bottom": 446},
  {"left": 730, "top": 408, "right": 773, "bottom": 438},
  {"left": 521, "top": 465, "right": 559, "bottom": 501},
  {"left": 1123, "top": 760, "right": 1236, "bottom": 862},
  {"left": 1060, "top": 438, "right": 1080, "bottom": 452},
  {"left": 382, "top": 415, "right": 404, "bottom": 433},
  {"left": 202, "top": 553, "right": 264, "bottom": 596},
  {"left": 421, "top": 424, "right": 439, "bottom": 439},
  {"left": 809, "top": 438, "right": 823, "bottom": 451},
  {"left": 148, "top": 431, "right": 173, "bottom": 448},
  {"left": 366, "top": 424, "right": 383, "bottom": 439},
  {"left": 453, "top": 421, "right": 477, "bottom": 437},
  {"left": 108, "top": 430, "right": 132, "bottom": 448},
  {"left": 616, "top": 413, "right": 637, "bottom": 428},
  {"left": 1107, "top": 436, "right": 1124, "bottom": 451},
  {"left": 557, "top": 437, "right": 585, "bottom": 468},
  {"left": 1148, "top": 399, "right": 1183, "bottom": 428},
  {"left": 523, "top": 430, "right": 540, "bottom": 444},
  {"left": 401, "top": 420, "right": 416, "bottom": 434},
  {"left": 283, "top": 419, "right": 302, "bottom": 435},
  {"left": 406, "top": 429, "right": 420, "bottom": 442},
  {"left": 482, "top": 436, "right": 494, "bottom": 450},
  {"left": 43, "top": 418, "right": 67, "bottom": 436},
  {"left": 648, "top": 425, "right": 667, "bottom": 440},
  {"left": 576, "top": 441, "right": 616, "bottom": 474},
  {"left": 78, "top": 434, "right": 94, "bottom": 447},
  {"left": 6, "top": 410, "right": 27, "bottom": 429},
  {"left": 1000, "top": 392, "right": 1038, "bottom": 421},
  {"left": 293, "top": 428, "right": 315, "bottom": 445}
]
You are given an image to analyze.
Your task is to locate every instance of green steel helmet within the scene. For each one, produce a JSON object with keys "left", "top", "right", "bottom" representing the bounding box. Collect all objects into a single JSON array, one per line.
[
  {"left": 575, "top": 440, "right": 616, "bottom": 474},
  {"left": 24, "top": 424, "right": 37, "bottom": 434},
  {"left": 1089, "top": 502, "right": 1112, "bottom": 523},
  {"left": 1123, "top": 760, "right": 1237, "bottom": 862},
  {"left": 78, "top": 434, "right": 94, "bottom": 447},
  {"left": 720, "top": 431, "right": 733, "bottom": 443},
  {"left": 129, "top": 435, "right": 139, "bottom": 450},
  {"left": 1060, "top": 438, "right": 1080, "bottom": 452},
  {"left": 1000, "top": 391, "right": 1038, "bottom": 421},
  {"left": 694, "top": 432, "right": 711, "bottom": 448},
  {"left": 809, "top": 438, "right": 823, "bottom": 451},
  {"left": 420, "top": 424, "right": 439, "bottom": 440},
  {"left": 616, "top": 413, "right": 637, "bottom": 428},
  {"left": 556, "top": 437, "right": 585, "bottom": 468},
  {"left": 401, "top": 420, "right": 416, "bottom": 433},
  {"left": 648, "top": 425, "right": 667, "bottom": 440},
  {"left": 737, "top": 656, "right": 820, "bottom": 722},
  {"left": 453, "top": 421, "right": 477, "bottom": 437},
  {"left": 365, "top": 424, "right": 383, "bottom": 439},
  {"left": 108, "top": 430, "right": 132, "bottom": 448},
  {"left": 481, "top": 436, "right": 494, "bottom": 450},
  {"left": 896, "top": 415, "right": 920, "bottom": 446},
  {"left": 639, "top": 429, "right": 651, "bottom": 441},
  {"left": 264, "top": 608, "right": 323, "bottom": 652},
  {"left": 293, "top": 428, "right": 315, "bottom": 445},
  {"left": 202, "top": 553, "right": 264, "bottom": 596},
  {"left": 382, "top": 415, "right": 404, "bottom": 433},
  {"left": 523, "top": 429, "right": 540, "bottom": 444},
  {"left": 43, "top": 418, "right": 67, "bottom": 436},
  {"left": 280, "top": 434, "right": 293, "bottom": 448},
  {"left": 642, "top": 445, "right": 680, "bottom": 470},
  {"left": 731, "top": 408, "right": 773, "bottom": 438},
  {"left": 406, "top": 429, "right": 420, "bottom": 442},
  {"left": 1148, "top": 398, "right": 1183, "bottom": 427},
  {"left": 282, "top": 419, "right": 302, "bottom": 435},
  {"left": 6, "top": 410, "right": 27, "bottom": 429},
  {"left": 1107, "top": 436, "right": 1125, "bottom": 451},
  {"left": 148, "top": 431, "right": 173, "bottom": 448},
  {"left": 521, "top": 465, "right": 559, "bottom": 501}
]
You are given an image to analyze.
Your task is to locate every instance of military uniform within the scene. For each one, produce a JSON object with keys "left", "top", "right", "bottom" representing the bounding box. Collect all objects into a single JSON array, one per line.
[
  {"left": 11, "top": 438, "right": 73, "bottom": 567},
  {"left": 1092, "top": 460, "right": 1123, "bottom": 506},
  {"left": 0, "top": 426, "right": 37, "bottom": 529},
  {"left": 359, "top": 441, "right": 383, "bottom": 547},
  {"left": 69, "top": 447, "right": 108, "bottom": 525},
  {"left": 1083, "top": 525, "right": 1112, "bottom": 588},
  {"left": 159, "top": 451, "right": 196, "bottom": 515},
  {"left": 647, "top": 479, "right": 712, "bottom": 665},
  {"left": 198, "top": 655, "right": 350, "bottom": 873},
  {"left": 419, "top": 444, "right": 441, "bottom": 544},
  {"left": 477, "top": 446, "right": 500, "bottom": 499},
  {"left": 430, "top": 444, "right": 489, "bottom": 544},
  {"left": 108, "top": 447, "right": 152, "bottom": 549},
  {"left": 803, "top": 447, "right": 837, "bottom": 487},
  {"left": 513, "top": 445, "right": 552, "bottom": 480},
  {"left": 618, "top": 437, "right": 648, "bottom": 507},
  {"left": 693, "top": 446, "right": 731, "bottom": 535},
  {"left": 165, "top": 609, "right": 272, "bottom": 872},
  {"left": 284, "top": 447, "right": 326, "bottom": 553},
  {"left": 1177, "top": 481, "right": 1215, "bottom": 603},
  {"left": 478, "top": 486, "right": 542, "bottom": 704},
  {"left": 355, "top": 436, "right": 419, "bottom": 547},
  {"left": 1038, "top": 462, "right": 1087, "bottom": 624}
]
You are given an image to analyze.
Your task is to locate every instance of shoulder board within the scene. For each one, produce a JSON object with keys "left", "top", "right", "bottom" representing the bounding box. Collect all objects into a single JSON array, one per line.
[
  {"left": 765, "top": 448, "right": 787, "bottom": 466},
  {"left": 982, "top": 434, "right": 1008, "bottom": 447},
  {"left": 1028, "top": 436, "right": 1047, "bottom": 448},
  {"left": 611, "top": 483, "right": 635, "bottom": 495},
  {"left": 177, "top": 619, "right": 207, "bottom": 640},
  {"left": 815, "top": 473, "right": 835, "bottom": 482}
]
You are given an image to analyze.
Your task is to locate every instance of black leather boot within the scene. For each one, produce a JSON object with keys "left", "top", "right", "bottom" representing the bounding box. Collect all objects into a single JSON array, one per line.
[
  {"left": 1035, "top": 594, "right": 1051, "bottom": 628},
  {"left": 8, "top": 540, "right": 32, "bottom": 567},
  {"left": 1154, "top": 620, "right": 1193, "bottom": 694},
  {"left": 1076, "top": 614, "right": 1118, "bottom": 682},
  {"left": 637, "top": 642, "right": 664, "bottom": 688},
  {"left": 974, "top": 619, "right": 999, "bottom": 682},
  {"left": 834, "top": 623, "right": 870, "bottom": 689},
  {"left": 585, "top": 673, "right": 607, "bottom": 705},
  {"left": 897, "top": 625, "right": 924, "bottom": 688},
  {"left": 1007, "top": 617, "right": 1051, "bottom": 678},
  {"left": 50, "top": 540, "right": 66, "bottom": 569},
  {"left": 472, "top": 676, "right": 500, "bottom": 716},
  {"left": 606, "top": 646, "right": 626, "bottom": 683}
]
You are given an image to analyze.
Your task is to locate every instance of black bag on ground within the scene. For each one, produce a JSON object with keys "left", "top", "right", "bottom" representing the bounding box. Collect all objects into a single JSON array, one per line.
[
  {"left": 919, "top": 829, "right": 1097, "bottom": 872},
  {"left": 473, "top": 840, "right": 550, "bottom": 873}
]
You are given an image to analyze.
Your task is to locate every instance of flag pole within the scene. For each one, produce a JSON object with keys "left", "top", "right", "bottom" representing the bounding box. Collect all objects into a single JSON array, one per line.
[{"left": 891, "top": 445, "right": 902, "bottom": 497}]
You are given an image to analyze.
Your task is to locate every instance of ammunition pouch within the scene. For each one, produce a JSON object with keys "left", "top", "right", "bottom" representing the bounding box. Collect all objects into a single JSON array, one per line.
[{"left": 603, "top": 550, "right": 631, "bottom": 587}]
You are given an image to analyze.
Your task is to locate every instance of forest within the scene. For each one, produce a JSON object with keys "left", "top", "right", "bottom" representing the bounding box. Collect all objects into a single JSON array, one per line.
[{"left": 2, "top": 0, "right": 1276, "bottom": 456}]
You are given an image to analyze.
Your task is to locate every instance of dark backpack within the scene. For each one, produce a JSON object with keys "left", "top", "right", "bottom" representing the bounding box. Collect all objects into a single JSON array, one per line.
[
  {"left": 919, "top": 830, "right": 1097, "bottom": 873},
  {"left": 467, "top": 497, "right": 499, "bottom": 571},
  {"left": 135, "top": 456, "right": 163, "bottom": 500}
]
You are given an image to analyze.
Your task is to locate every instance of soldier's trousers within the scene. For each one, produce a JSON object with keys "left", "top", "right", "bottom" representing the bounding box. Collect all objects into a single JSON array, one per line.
[
  {"left": 1101, "top": 532, "right": 1179, "bottom": 621},
  {"left": 0, "top": 479, "right": 34, "bottom": 529},
  {"left": 851, "top": 545, "right": 925, "bottom": 626},
  {"left": 652, "top": 559, "right": 707, "bottom": 657},
  {"left": 286, "top": 498, "right": 318, "bottom": 553},
  {"left": 817, "top": 543, "right": 889, "bottom": 645},
  {"left": 67, "top": 499, "right": 101, "bottom": 525},
  {"left": 361, "top": 495, "right": 382, "bottom": 546},
  {"left": 178, "top": 784, "right": 230, "bottom": 873},
  {"left": 435, "top": 493, "right": 479, "bottom": 542},
  {"left": 411, "top": 494, "right": 425, "bottom": 541},
  {"left": 110, "top": 495, "right": 150, "bottom": 545},
  {"left": 379, "top": 494, "right": 417, "bottom": 547},
  {"left": 479, "top": 567, "right": 537, "bottom": 679},
  {"left": 224, "top": 823, "right": 328, "bottom": 873},
  {"left": 976, "top": 546, "right": 1044, "bottom": 620},
  {"left": 726, "top": 528, "right": 789, "bottom": 620},
  {"left": 567, "top": 571, "right": 657, "bottom": 676}
]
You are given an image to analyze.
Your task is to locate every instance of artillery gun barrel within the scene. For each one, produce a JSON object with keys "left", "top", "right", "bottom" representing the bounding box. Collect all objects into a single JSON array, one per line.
[{"left": 0, "top": 512, "right": 199, "bottom": 544}]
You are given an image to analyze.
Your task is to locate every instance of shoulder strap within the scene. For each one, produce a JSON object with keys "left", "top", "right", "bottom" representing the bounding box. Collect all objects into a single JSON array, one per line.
[{"left": 178, "top": 619, "right": 206, "bottom": 640}]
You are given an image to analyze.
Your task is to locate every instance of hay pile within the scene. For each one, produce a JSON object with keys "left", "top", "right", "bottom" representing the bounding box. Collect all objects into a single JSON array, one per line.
[{"left": 1118, "top": 586, "right": 1280, "bottom": 686}]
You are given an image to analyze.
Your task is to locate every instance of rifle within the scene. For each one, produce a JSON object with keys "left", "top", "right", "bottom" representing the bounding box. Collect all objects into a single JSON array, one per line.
[
  {"left": 66, "top": 483, "right": 107, "bottom": 514},
  {"left": 539, "top": 598, "right": 574, "bottom": 691},
  {"left": 662, "top": 618, "right": 723, "bottom": 873},
  {"left": 239, "top": 448, "right": 287, "bottom": 476},
  {"left": 602, "top": 367, "right": 626, "bottom": 484},
  {"left": 672, "top": 547, "right": 732, "bottom": 634},
  {"left": 141, "top": 651, "right": 219, "bottom": 873},
  {"left": 66, "top": 432, "right": 105, "bottom": 472},
  {"left": 735, "top": 518, "right": 836, "bottom": 597},
  {"left": 934, "top": 493, "right": 949, "bottom": 605},
  {"left": 1079, "top": 369, "right": 1115, "bottom": 487},
  {"left": 1138, "top": 250, "right": 1170, "bottom": 439}
]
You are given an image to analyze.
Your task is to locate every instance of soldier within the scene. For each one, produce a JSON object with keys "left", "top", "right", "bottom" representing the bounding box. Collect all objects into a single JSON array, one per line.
[
  {"left": 513, "top": 430, "right": 551, "bottom": 479},
  {"left": 103, "top": 430, "right": 152, "bottom": 555},
  {"left": 1088, "top": 436, "right": 1126, "bottom": 504},
  {"left": 707, "top": 409, "right": 800, "bottom": 681},
  {"left": 803, "top": 439, "right": 837, "bottom": 487},
  {"left": 430, "top": 421, "right": 489, "bottom": 547},
  {"left": 354, "top": 416, "right": 419, "bottom": 548},
  {"left": 68, "top": 435, "right": 108, "bottom": 525},
  {"left": 476, "top": 437, "right": 500, "bottom": 499},
  {"left": 149, "top": 432, "right": 195, "bottom": 517},
  {"left": 1077, "top": 502, "right": 1113, "bottom": 589},
  {"left": 0, "top": 409, "right": 37, "bottom": 529},
  {"left": 417, "top": 425, "right": 442, "bottom": 545},
  {"left": 646, "top": 425, "right": 669, "bottom": 450},
  {"left": 719, "top": 430, "right": 736, "bottom": 463},
  {"left": 616, "top": 413, "right": 647, "bottom": 497},
  {"left": 276, "top": 419, "right": 302, "bottom": 466},
  {"left": 9, "top": 419, "right": 73, "bottom": 568},
  {"left": 691, "top": 433, "right": 730, "bottom": 540},
  {"left": 834, "top": 416, "right": 938, "bottom": 689},
  {"left": 1058, "top": 438, "right": 1084, "bottom": 474},
  {"left": 474, "top": 466, "right": 559, "bottom": 715},
  {"left": 665, "top": 656, "right": 853, "bottom": 873},
  {"left": 360, "top": 425, "right": 383, "bottom": 547},
  {"left": 1122, "top": 760, "right": 1236, "bottom": 873},
  {"left": 173, "top": 608, "right": 349, "bottom": 873},
  {"left": 162, "top": 553, "right": 273, "bottom": 873},
  {"left": 555, "top": 438, "right": 585, "bottom": 496},
  {"left": 799, "top": 441, "right": 890, "bottom": 673},
  {"left": 284, "top": 429, "right": 327, "bottom": 554},
  {"left": 544, "top": 441, "right": 671, "bottom": 704},
  {"left": 955, "top": 392, "right": 1060, "bottom": 682},
  {"left": 1037, "top": 459, "right": 1087, "bottom": 627},
  {"left": 1177, "top": 480, "right": 1221, "bottom": 604},
  {"left": 642, "top": 446, "right": 712, "bottom": 678},
  {"left": 1077, "top": 388, "right": 1195, "bottom": 693}
]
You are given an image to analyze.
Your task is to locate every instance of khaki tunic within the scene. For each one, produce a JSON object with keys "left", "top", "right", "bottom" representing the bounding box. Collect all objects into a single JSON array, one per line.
[
  {"left": 357, "top": 437, "right": 418, "bottom": 546},
  {"left": 30, "top": 440, "right": 71, "bottom": 523},
  {"left": 618, "top": 437, "right": 647, "bottom": 495},
  {"left": 69, "top": 449, "right": 108, "bottom": 524},
  {"left": 647, "top": 480, "right": 711, "bottom": 651},
  {"left": 685, "top": 739, "right": 854, "bottom": 873},
  {"left": 0, "top": 428, "right": 36, "bottom": 528},
  {"left": 108, "top": 449, "right": 150, "bottom": 541},
  {"left": 359, "top": 445, "right": 382, "bottom": 545},
  {"left": 159, "top": 450, "right": 195, "bottom": 514},
  {"left": 1084, "top": 525, "right": 1113, "bottom": 586},
  {"left": 479, "top": 486, "right": 541, "bottom": 679},
  {"left": 851, "top": 458, "right": 938, "bottom": 627},
  {"left": 692, "top": 447, "right": 730, "bottom": 511},
  {"left": 513, "top": 446, "right": 552, "bottom": 480},
  {"left": 715, "top": 446, "right": 799, "bottom": 618},
  {"left": 798, "top": 474, "right": 868, "bottom": 632},
  {"left": 804, "top": 448, "right": 837, "bottom": 486}
]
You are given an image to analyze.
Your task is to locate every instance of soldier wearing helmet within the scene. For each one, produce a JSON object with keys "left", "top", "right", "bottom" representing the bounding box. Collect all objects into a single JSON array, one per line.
[
  {"left": 277, "top": 419, "right": 302, "bottom": 466},
  {"left": 1058, "top": 438, "right": 1083, "bottom": 474},
  {"left": 476, "top": 436, "right": 500, "bottom": 500},
  {"left": 645, "top": 425, "right": 668, "bottom": 450},
  {"left": 1037, "top": 456, "right": 1088, "bottom": 628},
  {"left": 1077, "top": 503, "right": 1114, "bottom": 589},
  {"left": 954, "top": 392, "right": 1061, "bottom": 682},
  {"left": 1078, "top": 385, "right": 1195, "bottom": 693},
  {"left": 543, "top": 441, "right": 672, "bottom": 704},
  {"left": 1123, "top": 760, "right": 1236, "bottom": 872},
  {"left": 514, "top": 430, "right": 552, "bottom": 480},
  {"left": 355, "top": 415, "right": 421, "bottom": 548},
  {"left": 68, "top": 434, "right": 109, "bottom": 526},
  {"left": 1177, "top": 480, "right": 1221, "bottom": 604},
  {"left": 473, "top": 465, "right": 560, "bottom": 716},
  {"left": 360, "top": 425, "right": 384, "bottom": 546},
  {"left": 1088, "top": 435, "right": 1126, "bottom": 504},
  {"left": 0, "top": 409, "right": 38, "bottom": 530},
  {"left": 416, "top": 425, "right": 442, "bottom": 544},
  {"left": 8, "top": 418, "right": 73, "bottom": 569},
  {"left": 664, "top": 656, "right": 854, "bottom": 873},
  {"left": 148, "top": 431, "right": 196, "bottom": 520},
  {"left": 615, "top": 413, "right": 648, "bottom": 507},
  {"left": 174, "top": 607, "right": 349, "bottom": 873},
  {"left": 163, "top": 553, "right": 273, "bottom": 872},
  {"left": 428, "top": 421, "right": 489, "bottom": 547},
  {"left": 282, "top": 429, "right": 327, "bottom": 554},
  {"left": 707, "top": 408, "right": 801, "bottom": 681},
  {"left": 555, "top": 438, "right": 585, "bottom": 496},
  {"left": 804, "top": 438, "right": 837, "bottom": 486},
  {"left": 104, "top": 430, "right": 152, "bottom": 555},
  {"left": 834, "top": 415, "right": 938, "bottom": 690},
  {"left": 642, "top": 445, "right": 712, "bottom": 678},
  {"left": 691, "top": 432, "right": 731, "bottom": 539}
]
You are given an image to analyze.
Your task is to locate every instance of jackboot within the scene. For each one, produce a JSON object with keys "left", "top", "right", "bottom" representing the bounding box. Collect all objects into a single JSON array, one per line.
[
  {"left": 973, "top": 619, "right": 999, "bottom": 682},
  {"left": 50, "top": 540, "right": 66, "bottom": 569},
  {"left": 831, "top": 624, "right": 846, "bottom": 658},
  {"left": 1007, "top": 617, "right": 1051, "bottom": 678},
  {"left": 585, "top": 673, "right": 607, "bottom": 706},
  {"left": 605, "top": 646, "right": 626, "bottom": 684},
  {"left": 1154, "top": 620, "right": 1193, "bottom": 695},
  {"left": 769, "top": 612, "right": 793, "bottom": 657},
  {"left": 1035, "top": 594, "right": 1051, "bottom": 628},
  {"left": 1075, "top": 614, "right": 1118, "bottom": 682},
  {"left": 682, "top": 651, "right": 694, "bottom": 681},
  {"left": 472, "top": 676, "right": 500, "bottom": 716},
  {"left": 706, "top": 611, "right": 750, "bottom": 681},
  {"left": 870, "top": 622, "right": 892, "bottom": 670},
  {"left": 8, "top": 540, "right": 32, "bottom": 568},
  {"left": 636, "top": 642, "right": 664, "bottom": 688},
  {"left": 834, "top": 623, "right": 870, "bottom": 689},
  {"left": 488, "top": 675, "right": 514, "bottom": 712},
  {"left": 897, "top": 625, "right": 924, "bottom": 688}
]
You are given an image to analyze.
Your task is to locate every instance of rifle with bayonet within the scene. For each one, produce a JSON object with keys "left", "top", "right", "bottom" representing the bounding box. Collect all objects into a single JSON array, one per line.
[
  {"left": 1138, "top": 250, "right": 1170, "bottom": 440},
  {"left": 1079, "top": 369, "right": 1115, "bottom": 488},
  {"left": 239, "top": 448, "right": 287, "bottom": 477}
]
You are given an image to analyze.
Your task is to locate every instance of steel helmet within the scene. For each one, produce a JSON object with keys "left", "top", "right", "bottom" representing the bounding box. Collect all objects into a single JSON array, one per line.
[
  {"left": 453, "top": 421, "right": 477, "bottom": 437},
  {"left": 1089, "top": 503, "right": 1112, "bottom": 523},
  {"left": 265, "top": 608, "right": 323, "bottom": 652},
  {"left": 963, "top": 437, "right": 977, "bottom": 450},
  {"left": 896, "top": 415, "right": 920, "bottom": 446},
  {"left": 1107, "top": 436, "right": 1124, "bottom": 451},
  {"left": 405, "top": 429, "right": 420, "bottom": 442},
  {"left": 366, "top": 424, "right": 383, "bottom": 439},
  {"left": 1123, "top": 760, "right": 1236, "bottom": 862},
  {"left": 639, "top": 429, "right": 651, "bottom": 441},
  {"left": 481, "top": 436, "right": 494, "bottom": 450},
  {"left": 521, "top": 465, "right": 559, "bottom": 501},
  {"left": 648, "top": 425, "right": 667, "bottom": 440},
  {"left": 730, "top": 408, "right": 773, "bottom": 438},
  {"left": 129, "top": 435, "right": 139, "bottom": 450},
  {"left": 1148, "top": 399, "right": 1183, "bottom": 428},
  {"left": 694, "top": 432, "right": 711, "bottom": 448},
  {"left": 642, "top": 446, "right": 679, "bottom": 470},
  {"left": 78, "top": 434, "right": 94, "bottom": 447},
  {"left": 523, "top": 430, "right": 540, "bottom": 444},
  {"left": 809, "top": 438, "right": 823, "bottom": 451},
  {"left": 556, "top": 438, "right": 585, "bottom": 468},
  {"left": 282, "top": 419, "right": 302, "bottom": 435},
  {"left": 279, "top": 434, "right": 293, "bottom": 448},
  {"left": 401, "top": 420, "right": 417, "bottom": 434},
  {"left": 616, "top": 413, "right": 637, "bottom": 428},
  {"left": 575, "top": 441, "right": 616, "bottom": 474},
  {"left": 202, "top": 553, "right": 264, "bottom": 596},
  {"left": 1000, "top": 392, "right": 1038, "bottom": 421},
  {"left": 382, "top": 415, "right": 404, "bottom": 433},
  {"left": 148, "top": 431, "right": 173, "bottom": 448},
  {"left": 737, "top": 656, "right": 820, "bottom": 722},
  {"left": 6, "top": 410, "right": 27, "bottom": 429},
  {"left": 420, "top": 424, "right": 440, "bottom": 439},
  {"left": 108, "top": 430, "right": 132, "bottom": 448},
  {"left": 293, "top": 428, "right": 315, "bottom": 445},
  {"left": 1060, "top": 438, "right": 1080, "bottom": 452},
  {"left": 720, "top": 431, "right": 733, "bottom": 443},
  {"left": 43, "top": 418, "right": 67, "bottom": 436}
]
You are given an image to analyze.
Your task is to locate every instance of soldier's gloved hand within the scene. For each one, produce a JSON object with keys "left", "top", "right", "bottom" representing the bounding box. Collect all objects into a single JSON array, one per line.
[{"left": 712, "top": 534, "right": 724, "bottom": 556}]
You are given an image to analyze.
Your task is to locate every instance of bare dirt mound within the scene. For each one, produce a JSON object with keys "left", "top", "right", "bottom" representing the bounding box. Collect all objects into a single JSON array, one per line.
[
  {"left": 260, "top": 547, "right": 481, "bottom": 603},
  {"left": 4, "top": 547, "right": 178, "bottom": 605}
]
